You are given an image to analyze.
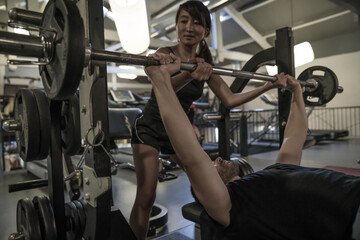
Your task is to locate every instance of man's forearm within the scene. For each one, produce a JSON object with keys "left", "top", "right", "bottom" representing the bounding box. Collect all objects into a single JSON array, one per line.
[
  {"left": 171, "top": 71, "right": 193, "bottom": 92},
  {"left": 284, "top": 87, "right": 308, "bottom": 142},
  {"left": 148, "top": 68, "right": 206, "bottom": 166}
]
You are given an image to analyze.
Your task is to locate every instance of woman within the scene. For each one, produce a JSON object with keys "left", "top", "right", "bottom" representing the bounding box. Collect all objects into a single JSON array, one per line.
[{"left": 129, "top": 1, "right": 286, "bottom": 239}]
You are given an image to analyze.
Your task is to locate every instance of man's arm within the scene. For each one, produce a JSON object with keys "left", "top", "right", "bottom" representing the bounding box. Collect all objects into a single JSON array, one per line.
[
  {"left": 276, "top": 74, "right": 308, "bottom": 165},
  {"left": 145, "top": 55, "right": 232, "bottom": 227}
]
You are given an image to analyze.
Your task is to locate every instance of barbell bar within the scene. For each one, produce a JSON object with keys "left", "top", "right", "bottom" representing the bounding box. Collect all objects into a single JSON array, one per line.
[
  {"left": 90, "top": 48, "right": 317, "bottom": 88},
  {"left": 0, "top": 31, "right": 331, "bottom": 90}
]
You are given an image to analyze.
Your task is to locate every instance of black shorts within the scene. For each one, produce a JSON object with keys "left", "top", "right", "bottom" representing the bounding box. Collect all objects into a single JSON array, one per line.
[{"left": 131, "top": 112, "right": 175, "bottom": 155}]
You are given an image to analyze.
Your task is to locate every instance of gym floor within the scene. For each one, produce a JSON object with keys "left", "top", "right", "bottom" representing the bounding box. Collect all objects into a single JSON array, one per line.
[{"left": 0, "top": 137, "right": 359, "bottom": 240}]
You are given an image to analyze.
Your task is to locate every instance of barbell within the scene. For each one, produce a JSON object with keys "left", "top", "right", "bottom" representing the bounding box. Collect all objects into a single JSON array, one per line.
[{"left": 0, "top": 0, "right": 342, "bottom": 105}]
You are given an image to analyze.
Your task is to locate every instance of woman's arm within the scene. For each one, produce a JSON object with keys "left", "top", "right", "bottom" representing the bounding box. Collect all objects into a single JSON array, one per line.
[{"left": 207, "top": 74, "right": 286, "bottom": 109}]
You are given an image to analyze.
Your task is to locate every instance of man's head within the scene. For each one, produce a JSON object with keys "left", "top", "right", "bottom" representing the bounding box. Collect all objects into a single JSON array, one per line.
[
  {"left": 213, "top": 157, "right": 242, "bottom": 184},
  {"left": 191, "top": 157, "right": 253, "bottom": 203}
]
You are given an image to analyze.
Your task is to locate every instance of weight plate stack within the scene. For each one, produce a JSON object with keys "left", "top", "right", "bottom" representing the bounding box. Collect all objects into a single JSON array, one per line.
[
  {"left": 33, "top": 195, "right": 57, "bottom": 240},
  {"left": 61, "top": 94, "right": 81, "bottom": 155},
  {"left": 32, "top": 89, "right": 51, "bottom": 160},
  {"left": 14, "top": 89, "right": 41, "bottom": 161},
  {"left": 16, "top": 198, "right": 42, "bottom": 240}
]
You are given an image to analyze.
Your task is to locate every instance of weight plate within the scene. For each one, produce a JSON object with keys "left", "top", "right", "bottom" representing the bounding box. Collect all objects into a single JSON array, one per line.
[
  {"left": 39, "top": 0, "right": 85, "bottom": 100},
  {"left": 298, "top": 66, "right": 339, "bottom": 106},
  {"left": 14, "top": 89, "right": 41, "bottom": 161},
  {"left": 32, "top": 89, "right": 51, "bottom": 160},
  {"left": 65, "top": 201, "right": 82, "bottom": 240},
  {"left": 73, "top": 200, "right": 86, "bottom": 234},
  {"left": 33, "top": 195, "right": 57, "bottom": 240},
  {"left": 61, "top": 94, "right": 81, "bottom": 155},
  {"left": 17, "top": 198, "right": 42, "bottom": 240},
  {"left": 148, "top": 204, "right": 168, "bottom": 237}
]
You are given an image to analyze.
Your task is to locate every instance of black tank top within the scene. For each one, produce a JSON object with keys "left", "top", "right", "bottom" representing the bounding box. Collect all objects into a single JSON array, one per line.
[
  {"left": 224, "top": 163, "right": 360, "bottom": 240},
  {"left": 144, "top": 47, "right": 204, "bottom": 119}
]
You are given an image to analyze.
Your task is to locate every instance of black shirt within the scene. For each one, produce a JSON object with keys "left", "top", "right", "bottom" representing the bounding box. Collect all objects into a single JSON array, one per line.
[{"left": 224, "top": 163, "right": 360, "bottom": 240}]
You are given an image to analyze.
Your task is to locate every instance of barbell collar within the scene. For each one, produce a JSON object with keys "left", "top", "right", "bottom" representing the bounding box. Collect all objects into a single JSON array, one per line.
[
  {"left": 3, "top": 119, "right": 22, "bottom": 132},
  {"left": 305, "top": 79, "right": 319, "bottom": 92}
]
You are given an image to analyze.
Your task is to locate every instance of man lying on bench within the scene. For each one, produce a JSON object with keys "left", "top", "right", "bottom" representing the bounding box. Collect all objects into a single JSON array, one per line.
[{"left": 145, "top": 53, "right": 360, "bottom": 240}]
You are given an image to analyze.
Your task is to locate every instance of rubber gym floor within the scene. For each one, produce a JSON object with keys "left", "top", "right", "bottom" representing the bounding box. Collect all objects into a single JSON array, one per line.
[{"left": 1, "top": 137, "right": 359, "bottom": 240}]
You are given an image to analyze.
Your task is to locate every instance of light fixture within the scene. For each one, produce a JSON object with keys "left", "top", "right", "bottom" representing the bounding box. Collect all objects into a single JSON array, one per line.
[
  {"left": 266, "top": 41, "right": 314, "bottom": 75},
  {"left": 109, "top": 0, "right": 150, "bottom": 54},
  {"left": 116, "top": 65, "right": 138, "bottom": 79},
  {"left": 294, "top": 41, "right": 314, "bottom": 67}
]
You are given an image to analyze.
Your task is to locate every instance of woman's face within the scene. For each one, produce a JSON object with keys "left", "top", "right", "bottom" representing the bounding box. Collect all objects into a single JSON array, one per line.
[{"left": 176, "top": 10, "right": 208, "bottom": 47}]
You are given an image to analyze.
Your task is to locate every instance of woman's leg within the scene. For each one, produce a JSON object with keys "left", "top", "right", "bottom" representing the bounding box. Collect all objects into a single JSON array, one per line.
[{"left": 129, "top": 143, "right": 160, "bottom": 240}]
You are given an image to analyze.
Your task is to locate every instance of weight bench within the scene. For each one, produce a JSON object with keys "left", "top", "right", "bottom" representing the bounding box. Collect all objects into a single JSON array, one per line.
[
  {"left": 182, "top": 159, "right": 254, "bottom": 240},
  {"left": 182, "top": 201, "right": 227, "bottom": 240}
]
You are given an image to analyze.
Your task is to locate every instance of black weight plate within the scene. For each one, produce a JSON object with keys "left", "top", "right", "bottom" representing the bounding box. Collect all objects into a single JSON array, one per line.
[
  {"left": 32, "top": 89, "right": 51, "bottom": 160},
  {"left": 17, "top": 198, "right": 42, "bottom": 240},
  {"left": 61, "top": 94, "right": 81, "bottom": 155},
  {"left": 298, "top": 66, "right": 339, "bottom": 106},
  {"left": 73, "top": 200, "right": 86, "bottom": 234},
  {"left": 39, "top": 0, "right": 85, "bottom": 100},
  {"left": 149, "top": 204, "right": 168, "bottom": 229},
  {"left": 78, "top": 199, "right": 87, "bottom": 211},
  {"left": 65, "top": 202, "right": 82, "bottom": 240},
  {"left": 14, "top": 89, "right": 41, "bottom": 161},
  {"left": 33, "top": 195, "right": 57, "bottom": 240}
]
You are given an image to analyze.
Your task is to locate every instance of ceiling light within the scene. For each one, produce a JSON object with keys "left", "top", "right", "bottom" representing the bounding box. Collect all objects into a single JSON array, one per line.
[
  {"left": 266, "top": 41, "right": 314, "bottom": 75},
  {"left": 294, "top": 41, "right": 314, "bottom": 67},
  {"left": 109, "top": 0, "right": 150, "bottom": 54}
]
